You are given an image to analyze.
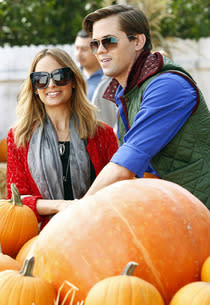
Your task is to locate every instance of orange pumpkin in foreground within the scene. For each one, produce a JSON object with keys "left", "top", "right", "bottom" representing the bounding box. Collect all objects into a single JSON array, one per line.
[
  {"left": 0, "top": 184, "right": 38, "bottom": 257},
  {"left": 0, "top": 257, "right": 56, "bottom": 305},
  {"left": 169, "top": 281, "right": 210, "bottom": 305},
  {"left": 33, "top": 179, "right": 210, "bottom": 305},
  {"left": 85, "top": 261, "right": 165, "bottom": 305}
]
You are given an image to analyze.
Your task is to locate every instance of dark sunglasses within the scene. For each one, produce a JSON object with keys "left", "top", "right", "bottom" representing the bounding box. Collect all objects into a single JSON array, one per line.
[
  {"left": 30, "top": 67, "right": 73, "bottom": 89},
  {"left": 90, "top": 35, "right": 136, "bottom": 54}
]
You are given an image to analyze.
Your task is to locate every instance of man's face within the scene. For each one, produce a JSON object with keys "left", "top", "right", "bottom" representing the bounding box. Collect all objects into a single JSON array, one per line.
[
  {"left": 74, "top": 36, "right": 100, "bottom": 70},
  {"left": 92, "top": 15, "right": 139, "bottom": 87}
]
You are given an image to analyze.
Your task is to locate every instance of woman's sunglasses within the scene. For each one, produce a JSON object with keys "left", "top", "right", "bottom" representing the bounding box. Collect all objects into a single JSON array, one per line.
[
  {"left": 30, "top": 67, "right": 73, "bottom": 89},
  {"left": 90, "top": 35, "right": 136, "bottom": 54}
]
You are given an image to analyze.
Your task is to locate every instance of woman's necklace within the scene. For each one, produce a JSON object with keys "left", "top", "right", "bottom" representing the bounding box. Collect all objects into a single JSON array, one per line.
[
  {"left": 59, "top": 141, "right": 70, "bottom": 182},
  {"left": 58, "top": 131, "right": 70, "bottom": 156},
  {"left": 59, "top": 143, "right": 66, "bottom": 156}
]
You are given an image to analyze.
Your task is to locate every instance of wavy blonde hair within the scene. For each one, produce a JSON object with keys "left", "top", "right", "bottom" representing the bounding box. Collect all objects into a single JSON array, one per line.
[{"left": 14, "top": 47, "right": 99, "bottom": 147}]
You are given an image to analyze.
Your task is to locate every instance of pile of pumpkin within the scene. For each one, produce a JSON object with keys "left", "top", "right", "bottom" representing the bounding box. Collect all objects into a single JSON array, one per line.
[{"left": 0, "top": 179, "right": 209, "bottom": 305}]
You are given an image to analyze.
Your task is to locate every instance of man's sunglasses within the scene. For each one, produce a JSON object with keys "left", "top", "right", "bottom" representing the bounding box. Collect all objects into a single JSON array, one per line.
[
  {"left": 30, "top": 67, "right": 73, "bottom": 89},
  {"left": 90, "top": 35, "right": 136, "bottom": 54}
]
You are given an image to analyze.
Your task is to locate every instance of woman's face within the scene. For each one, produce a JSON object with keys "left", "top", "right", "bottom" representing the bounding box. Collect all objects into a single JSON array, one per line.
[{"left": 34, "top": 55, "right": 74, "bottom": 111}]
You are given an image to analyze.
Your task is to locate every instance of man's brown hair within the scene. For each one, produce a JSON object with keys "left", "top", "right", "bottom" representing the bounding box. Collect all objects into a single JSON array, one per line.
[{"left": 83, "top": 4, "right": 152, "bottom": 51}]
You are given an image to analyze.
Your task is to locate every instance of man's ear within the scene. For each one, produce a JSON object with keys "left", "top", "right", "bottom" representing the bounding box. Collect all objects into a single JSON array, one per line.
[{"left": 135, "top": 34, "right": 146, "bottom": 51}]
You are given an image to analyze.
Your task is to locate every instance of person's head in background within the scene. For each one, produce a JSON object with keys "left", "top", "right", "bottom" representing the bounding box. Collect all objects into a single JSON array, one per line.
[{"left": 74, "top": 29, "right": 101, "bottom": 78}]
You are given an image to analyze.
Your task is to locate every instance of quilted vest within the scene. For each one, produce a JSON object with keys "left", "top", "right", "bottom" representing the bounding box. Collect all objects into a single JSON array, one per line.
[{"left": 118, "top": 56, "right": 210, "bottom": 208}]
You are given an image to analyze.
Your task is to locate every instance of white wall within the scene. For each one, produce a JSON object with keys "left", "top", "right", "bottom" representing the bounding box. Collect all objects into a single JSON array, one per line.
[
  {"left": 0, "top": 39, "right": 209, "bottom": 140},
  {"left": 169, "top": 38, "right": 210, "bottom": 108}
]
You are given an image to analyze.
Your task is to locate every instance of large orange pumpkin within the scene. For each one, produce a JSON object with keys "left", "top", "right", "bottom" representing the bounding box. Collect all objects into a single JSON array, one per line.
[
  {"left": 85, "top": 261, "right": 165, "bottom": 305},
  {"left": 0, "top": 138, "right": 7, "bottom": 162},
  {"left": 33, "top": 179, "right": 210, "bottom": 304},
  {"left": 169, "top": 281, "right": 210, "bottom": 305},
  {"left": 0, "top": 184, "right": 38, "bottom": 257},
  {"left": 0, "top": 256, "right": 56, "bottom": 305}
]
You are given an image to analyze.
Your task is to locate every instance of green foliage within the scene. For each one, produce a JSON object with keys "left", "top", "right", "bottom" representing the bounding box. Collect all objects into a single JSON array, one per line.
[
  {"left": 0, "top": 0, "right": 209, "bottom": 46},
  {"left": 161, "top": 0, "right": 210, "bottom": 40},
  {"left": 0, "top": 0, "right": 101, "bottom": 46}
]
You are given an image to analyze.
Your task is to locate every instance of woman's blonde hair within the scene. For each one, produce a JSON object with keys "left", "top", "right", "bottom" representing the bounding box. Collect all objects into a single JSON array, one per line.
[{"left": 14, "top": 47, "right": 99, "bottom": 147}]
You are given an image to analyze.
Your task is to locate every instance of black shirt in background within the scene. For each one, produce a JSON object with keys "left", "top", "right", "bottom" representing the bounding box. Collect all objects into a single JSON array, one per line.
[{"left": 59, "top": 141, "right": 96, "bottom": 200}]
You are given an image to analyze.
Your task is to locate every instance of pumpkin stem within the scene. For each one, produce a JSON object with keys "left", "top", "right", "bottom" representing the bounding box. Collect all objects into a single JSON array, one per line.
[
  {"left": 20, "top": 256, "right": 35, "bottom": 277},
  {"left": 11, "top": 184, "right": 23, "bottom": 206},
  {"left": 121, "top": 261, "right": 138, "bottom": 276}
]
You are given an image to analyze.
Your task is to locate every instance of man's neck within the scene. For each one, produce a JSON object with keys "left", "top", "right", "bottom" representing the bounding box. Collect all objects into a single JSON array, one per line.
[{"left": 82, "top": 66, "right": 101, "bottom": 78}]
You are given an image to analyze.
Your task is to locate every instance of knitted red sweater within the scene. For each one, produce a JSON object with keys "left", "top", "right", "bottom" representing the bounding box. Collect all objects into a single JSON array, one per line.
[{"left": 7, "top": 124, "right": 118, "bottom": 228}]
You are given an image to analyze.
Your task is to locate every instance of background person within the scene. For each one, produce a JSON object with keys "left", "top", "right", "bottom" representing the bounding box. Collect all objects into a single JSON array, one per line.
[
  {"left": 75, "top": 29, "right": 117, "bottom": 128},
  {"left": 82, "top": 4, "right": 210, "bottom": 207},
  {"left": 6, "top": 47, "right": 118, "bottom": 229},
  {"left": 74, "top": 29, "right": 103, "bottom": 101}
]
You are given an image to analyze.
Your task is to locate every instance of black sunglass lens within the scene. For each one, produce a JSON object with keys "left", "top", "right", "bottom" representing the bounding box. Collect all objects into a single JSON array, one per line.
[
  {"left": 38, "top": 75, "right": 48, "bottom": 87},
  {"left": 90, "top": 41, "right": 99, "bottom": 53},
  {"left": 53, "top": 68, "right": 71, "bottom": 86},
  {"left": 32, "top": 73, "right": 49, "bottom": 89},
  {"left": 103, "top": 37, "right": 118, "bottom": 49}
]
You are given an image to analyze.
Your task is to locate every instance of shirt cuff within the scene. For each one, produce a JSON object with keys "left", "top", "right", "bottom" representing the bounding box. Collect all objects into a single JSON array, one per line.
[{"left": 111, "top": 143, "right": 151, "bottom": 177}]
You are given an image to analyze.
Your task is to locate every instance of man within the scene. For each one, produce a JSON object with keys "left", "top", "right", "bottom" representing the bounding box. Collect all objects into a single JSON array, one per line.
[
  {"left": 75, "top": 29, "right": 117, "bottom": 127},
  {"left": 82, "top": 4, "right": 210, "bottom": 207}
]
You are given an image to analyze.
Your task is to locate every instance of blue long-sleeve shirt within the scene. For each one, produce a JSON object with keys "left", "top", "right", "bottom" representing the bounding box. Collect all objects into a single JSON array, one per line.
[
  {"left": 111, "top": 72, "right": 197, "bottom": 177},
  {"left": 81, "top": 68, "right": 103, "bottom": 101}
]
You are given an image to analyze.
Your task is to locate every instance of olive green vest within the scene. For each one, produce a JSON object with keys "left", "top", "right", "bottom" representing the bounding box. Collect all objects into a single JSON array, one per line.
[{"left": 118, "top": 57, "right": 210, "bottom": 208}]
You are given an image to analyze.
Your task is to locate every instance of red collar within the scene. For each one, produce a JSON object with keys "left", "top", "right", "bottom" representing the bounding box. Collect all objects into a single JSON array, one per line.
[{"left": 103, "top": 50, "right": 164, "bottom": 102}]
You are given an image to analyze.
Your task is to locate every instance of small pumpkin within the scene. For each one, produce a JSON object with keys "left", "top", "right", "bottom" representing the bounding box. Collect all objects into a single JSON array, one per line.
[
  {"left": 0, "top": 256, "right": 56, "bottom": 305},
  {"left": 16, "top": 236, "right": 38, "bottom": 267},
  {"left": 201, "top": 256, "right": 210, "bottom": 282},
  {"left": 169, "top": 281, "right": 210, "bottom": 305},
  {"left": 0, "top": 138, "right": 7, "bottom": 162},
  {"left": 0, "top": 184, "right": 38, "bottom": 257},
  {"left": 0, "top": 244, "right": 21, "bottom": 271},
  {"left": 85, "top": 261, "right": 165, "bottom": 305}
]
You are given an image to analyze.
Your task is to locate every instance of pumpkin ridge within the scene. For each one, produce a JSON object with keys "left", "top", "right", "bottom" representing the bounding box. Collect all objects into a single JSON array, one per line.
[
  {"left": 1, "top": 272, "right": 17, "bottom": 304},
  {"left": 0, "top": 205, "right": 13, "bottom": 242},
  {"left": 110, "top": 203, "right": 166, "bottom": 299},
  {"left": 192, "top": 284, "right": 210, "bottom": 304},
  {"left": 7, "top": 274, "right": 22, "bottom": 305},
  {"left": 17, "top": 277, "right": 26, "bottom": 305}
]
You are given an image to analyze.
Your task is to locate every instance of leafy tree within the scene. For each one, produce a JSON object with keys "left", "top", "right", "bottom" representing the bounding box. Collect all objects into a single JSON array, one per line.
[
  {"left": 161, "top": 0, "right": 210, "bottom": 40},
  {"left": 0, "top": 0, "right": 101, "bottom": 46},
  {"left": 0, "top": 0, "right": 209, "bottom": 46}
]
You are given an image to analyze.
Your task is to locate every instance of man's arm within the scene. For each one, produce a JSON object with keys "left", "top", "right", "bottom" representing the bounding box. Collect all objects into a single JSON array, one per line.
[
  {"left": 36, "top": 199, "right": 72, "bottom": 215},
  {"left": 85, "top": 162, "right": 135, "bottom": 196}
]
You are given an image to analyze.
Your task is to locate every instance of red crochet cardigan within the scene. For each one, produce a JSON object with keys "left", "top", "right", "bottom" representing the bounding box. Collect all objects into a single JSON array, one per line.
[{"left": 7, "top": 124, "right": 118, "bottom": 228}]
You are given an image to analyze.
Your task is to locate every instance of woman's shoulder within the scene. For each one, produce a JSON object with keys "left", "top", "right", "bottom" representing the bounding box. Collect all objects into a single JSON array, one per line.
[
  {"left": 92, "top": 122, "right": 118, "bottom": 148},
  {"left": 96, "top": 121, "right": 114, "bottom": 134},
  {"left": 7, "top": 127, "right": 15, "bottom": 143}
]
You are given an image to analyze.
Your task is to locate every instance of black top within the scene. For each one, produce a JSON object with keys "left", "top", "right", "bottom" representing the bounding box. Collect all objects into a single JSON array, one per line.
[{"left": 59, "top": 141, "right": 96, "bottom": 200}]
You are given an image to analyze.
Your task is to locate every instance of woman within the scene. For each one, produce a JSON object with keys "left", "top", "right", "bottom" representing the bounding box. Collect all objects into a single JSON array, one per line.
[{"left": 7, "top": 48, "right": 118, "bottom": 229}]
